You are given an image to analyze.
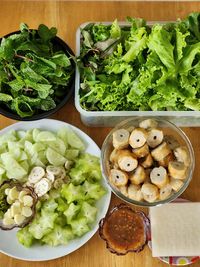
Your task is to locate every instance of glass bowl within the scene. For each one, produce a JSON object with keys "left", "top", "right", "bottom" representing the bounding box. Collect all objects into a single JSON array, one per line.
[{"left": 101, "top": 117, "right": 195, "bottom": 207}]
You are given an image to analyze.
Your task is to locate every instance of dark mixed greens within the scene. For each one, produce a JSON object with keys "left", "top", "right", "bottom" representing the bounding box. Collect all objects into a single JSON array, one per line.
[
  {"left": 78, "top": 13, "right": 200, "bottom": 111},
  {"left": 0, "top": 23, "right": 74, "bottom": 117}
]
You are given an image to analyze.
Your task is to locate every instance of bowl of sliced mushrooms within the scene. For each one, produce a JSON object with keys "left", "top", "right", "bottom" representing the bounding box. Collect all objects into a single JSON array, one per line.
[{"left": 101, "top": 118, "right": 195, "bottom": 207}]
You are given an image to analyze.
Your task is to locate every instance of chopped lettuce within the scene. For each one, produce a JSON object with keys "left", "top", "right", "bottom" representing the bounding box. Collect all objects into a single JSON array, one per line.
[{"left": 79, "top": 13, "right": 200, "bottom": 111}]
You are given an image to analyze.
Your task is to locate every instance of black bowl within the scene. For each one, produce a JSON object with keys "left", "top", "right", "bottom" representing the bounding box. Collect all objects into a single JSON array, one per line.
[{"left": 0, "top": 30, "right": 75, "bottom": 121}]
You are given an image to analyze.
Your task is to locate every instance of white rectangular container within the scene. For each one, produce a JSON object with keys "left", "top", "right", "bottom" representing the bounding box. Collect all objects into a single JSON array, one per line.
[{"left": 75, "top": 21, "right": 200, "bottom": 127}]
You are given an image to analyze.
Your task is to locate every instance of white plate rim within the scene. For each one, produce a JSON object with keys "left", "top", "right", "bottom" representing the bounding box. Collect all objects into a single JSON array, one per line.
[{"left": 0, "top": 119, "right": 111, "bottom": 261}]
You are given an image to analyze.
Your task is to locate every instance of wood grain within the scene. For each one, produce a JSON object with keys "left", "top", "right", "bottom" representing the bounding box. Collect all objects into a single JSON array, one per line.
[{"left": 0, "top": 1, "right": 200, "bottom": 266}]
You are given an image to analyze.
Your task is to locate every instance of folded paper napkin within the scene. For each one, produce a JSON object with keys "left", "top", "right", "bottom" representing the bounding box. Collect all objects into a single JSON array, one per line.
[{"left": 150, "top": 203, "right": 200, "bottom": 257}]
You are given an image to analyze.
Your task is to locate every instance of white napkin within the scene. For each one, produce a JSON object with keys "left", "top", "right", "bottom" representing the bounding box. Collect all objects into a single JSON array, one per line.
[{"left": 150, "top": 203, "right": 200, "bottom": 257}]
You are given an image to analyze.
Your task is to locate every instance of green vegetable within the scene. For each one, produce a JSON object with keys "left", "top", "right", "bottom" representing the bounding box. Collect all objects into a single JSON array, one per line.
[
  {"left": 42, "top": 225, "right": 74, "bottom": 246},
  {"left": 70, "top": 217, "right": 90, "bottom": 237},
  {"left": 78, "top": 13, "right": 200, "bottom": 111},
  {"left": 17, "top": 227, "right": 35, "bottom": 247},
  {"left": 0, "top": 23, "right": 74, "bottom": 117}
]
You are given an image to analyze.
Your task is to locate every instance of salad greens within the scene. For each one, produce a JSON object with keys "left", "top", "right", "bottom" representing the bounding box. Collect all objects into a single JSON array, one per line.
[
  {"left": 78, "top": 13, "right": 200, "bottom": 111},
  {"left": 0, "top": 23, "right": 74, "bottom": 117},
  {"left": 0, "top": 127, "right": 106, "bottom": 247}
]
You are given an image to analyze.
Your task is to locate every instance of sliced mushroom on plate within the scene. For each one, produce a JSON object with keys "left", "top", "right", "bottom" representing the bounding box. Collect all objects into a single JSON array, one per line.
[
  {"left": 46, "top": 165, "right": 62, "bottom": 176},
  {"left": 34, "top": 178, "right": 52, "bottom": 197},
  {"left": 28, "top": 166, "right": 45, "bottom": 184}
]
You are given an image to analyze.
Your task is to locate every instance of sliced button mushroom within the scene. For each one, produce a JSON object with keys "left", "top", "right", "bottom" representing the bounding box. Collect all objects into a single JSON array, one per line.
[
  {"left": 34, "top": 178, "right": 52, "bottom": 197},
  {"left": 159, "top": 184, "right": 172, "bottom": 200},
  {"left": 128, "top": 184, "right": 143, "bottom": 201},
  {"left": 150, "top": 166, "right": 168, "bottom": 188},
  {"left": 129, "top": 165, "right": 146, "bottom": 185},
  {"left": 28, "top": 167, "right": 45, "bottom": 184},
  {"left": 53, "top": 178, "right": 65, "bottom": 189},
  {"left": 109, "top": 169, "right": 128, "bottom": 187},
  {"left": 46, "top": 166, "right": 61, "bottom": 176},
  {"left": 117, "top": 150, "right": 138, "bottom": 172},
  {"left": 132, "top": 143, "right": 149, "bottom": 158},
  {"left": 158, "top": 153, "right": 174, "bottom": 167},
  {"left": 151, "top": 142, "right": 171, "bottom": 161},
  {"left": 65, "top": 159, "right": 74, "bottom": 171},
  {"left": 56, "top": 167, "right": 66, "bottom": 180},
  {"left": 139, "top": 119, "right": 158, "bottom": 129},
  {"left": 129, "top": 128, "right": 147, "bottom": 149},
  {"left": 46, "top": 172, "right": 55, "bottom": 183},
  {"left": 168, "top": 161, "right": 187, "bottom": 180},
  {"left": 147, "top": 128, "right": 163, "bottom": 148},
  {"left": 141, "top": 183, "right": 159, "bottom": 203},
  {"left": 164, "top": 135, "right": 180, "bottom": 150},
  {"left": 174, "top": 146, "right": 190, "bottom": 166},
  {"left": 140, "top": 153, "right": 153, "bottom": 168},
  {"left": 170, "top": 178, "right": 184, "bottom": 191},
  {"left": 112, "top": 129, "right": 130, "bottom": 149}
]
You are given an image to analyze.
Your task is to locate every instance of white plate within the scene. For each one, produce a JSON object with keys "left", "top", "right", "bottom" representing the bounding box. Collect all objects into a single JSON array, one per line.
[{"left": 0, "top": 119, "right": 111, "bottom": 261}]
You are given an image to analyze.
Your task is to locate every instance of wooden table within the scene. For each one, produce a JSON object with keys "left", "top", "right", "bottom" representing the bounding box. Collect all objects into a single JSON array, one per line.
[{"left": 0, "top": 1, "right": 200, "bottom": 266}]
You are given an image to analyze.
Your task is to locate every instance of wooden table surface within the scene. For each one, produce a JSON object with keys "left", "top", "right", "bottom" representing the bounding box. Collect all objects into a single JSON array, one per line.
[{"left": 0, "top": 1, "right": 200, "bottom": 266}]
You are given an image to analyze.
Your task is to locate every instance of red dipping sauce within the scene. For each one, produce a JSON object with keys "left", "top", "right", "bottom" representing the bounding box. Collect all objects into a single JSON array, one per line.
[{"left": 99, "top": 204, "right": 149, "bottom": 255}]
